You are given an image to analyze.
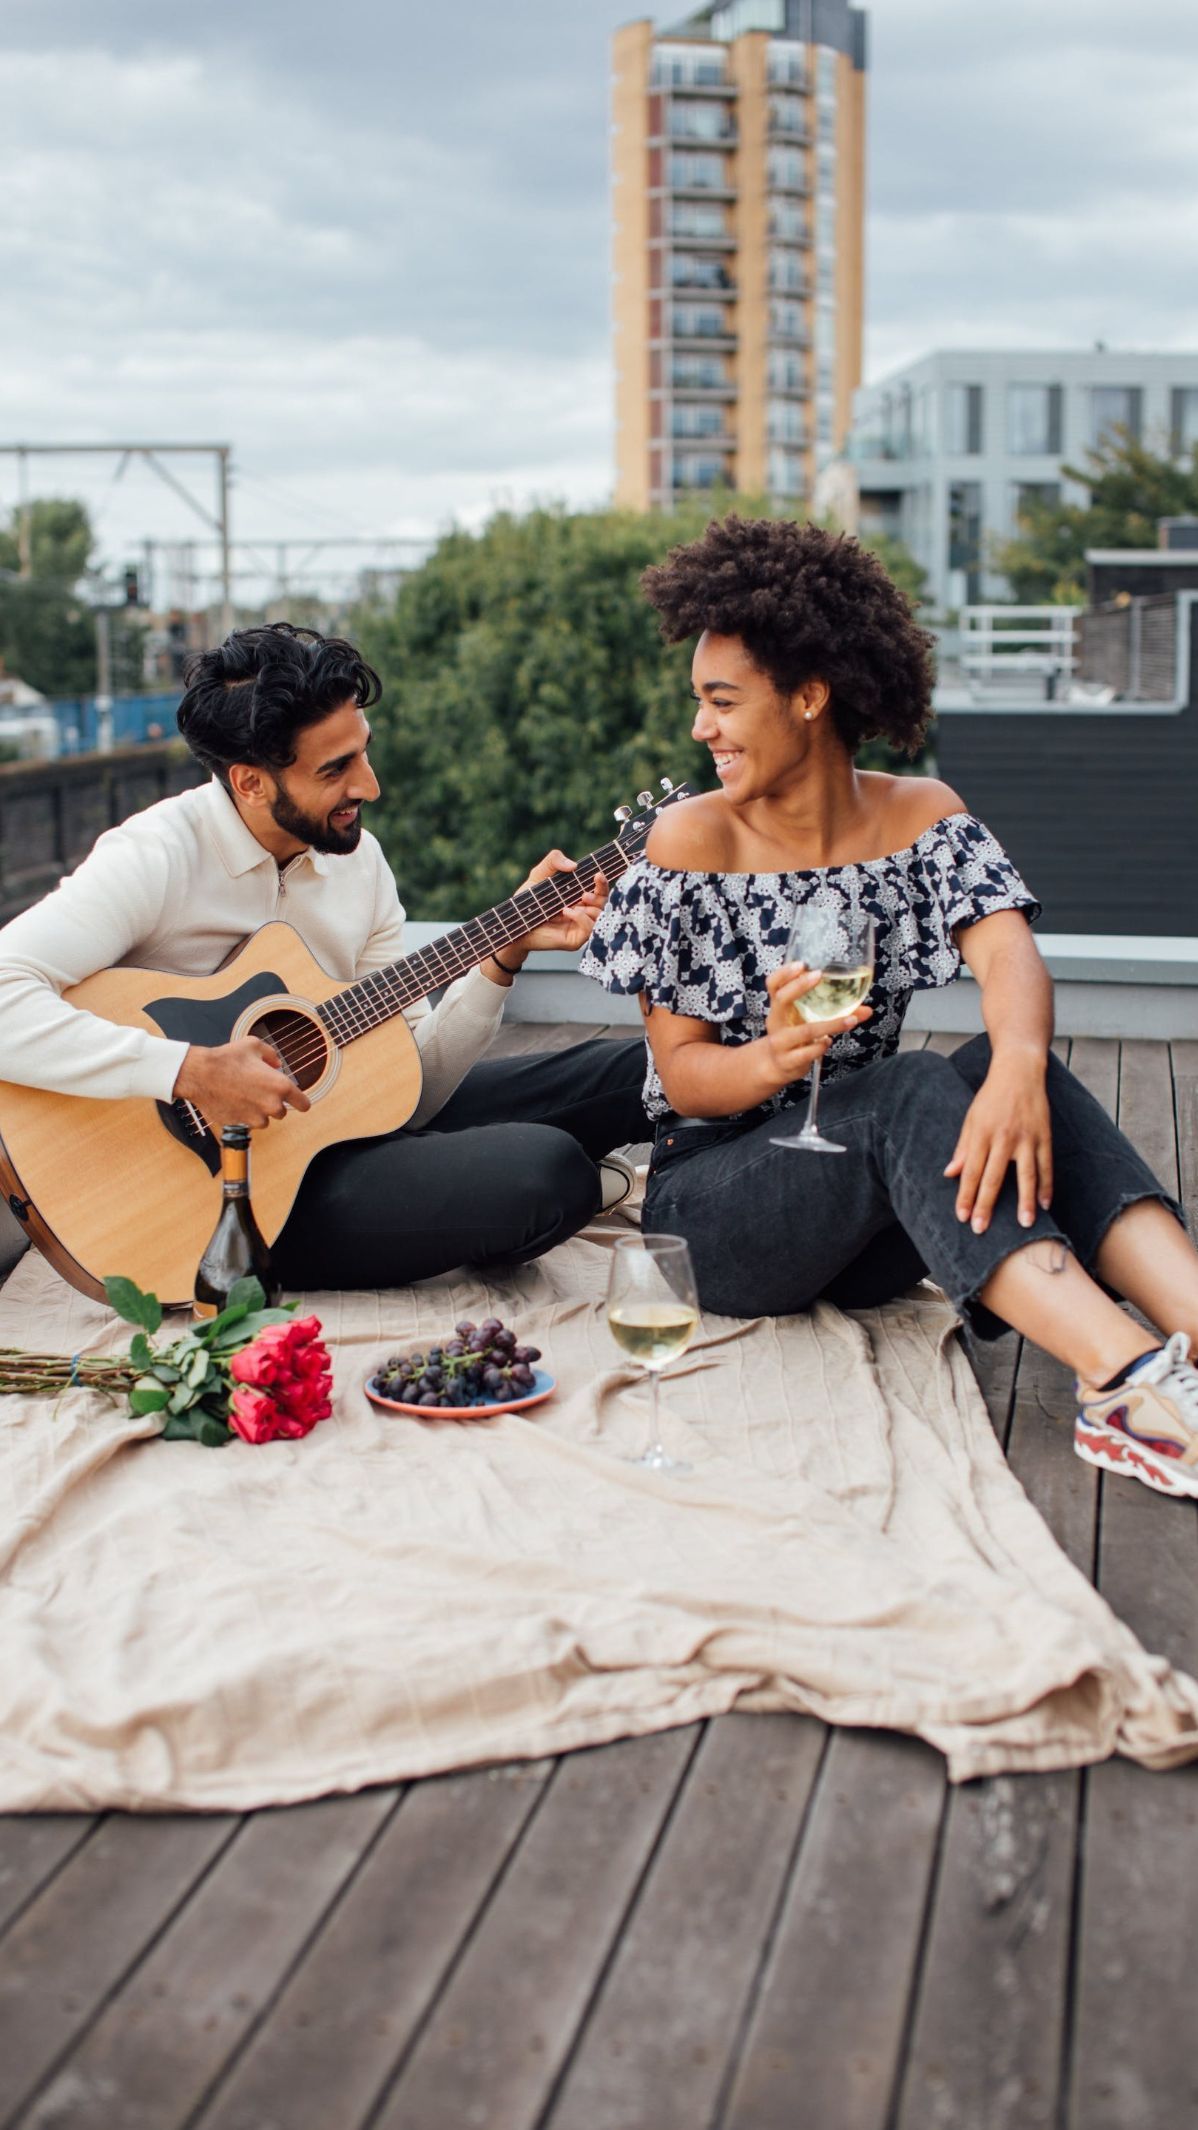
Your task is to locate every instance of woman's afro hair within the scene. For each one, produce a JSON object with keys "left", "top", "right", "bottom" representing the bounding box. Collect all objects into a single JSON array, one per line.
[{"left": 641, "top": 515, "right": 937, "bottom": 757}]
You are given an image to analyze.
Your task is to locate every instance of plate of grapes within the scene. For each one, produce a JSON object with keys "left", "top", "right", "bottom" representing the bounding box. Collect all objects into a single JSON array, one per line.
[{"left": 366, "top": 1316, "right": 555, "bottom": 1422}]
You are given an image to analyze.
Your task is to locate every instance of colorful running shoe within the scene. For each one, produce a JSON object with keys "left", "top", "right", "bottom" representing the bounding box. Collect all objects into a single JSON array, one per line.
[{"left": 1074, "top": 1333, "right": 1198, "bottom": 1497}]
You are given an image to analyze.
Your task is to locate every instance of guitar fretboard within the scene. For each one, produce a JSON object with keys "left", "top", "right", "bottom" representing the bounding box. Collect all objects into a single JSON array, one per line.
[{"left": 316, "top": 838, "right": 627, "bottom": 1046}]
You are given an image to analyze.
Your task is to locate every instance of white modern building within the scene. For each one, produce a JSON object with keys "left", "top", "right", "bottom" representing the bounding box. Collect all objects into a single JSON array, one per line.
[{"left": 837, "top": 348, "right": 1198, "bottom": 613}]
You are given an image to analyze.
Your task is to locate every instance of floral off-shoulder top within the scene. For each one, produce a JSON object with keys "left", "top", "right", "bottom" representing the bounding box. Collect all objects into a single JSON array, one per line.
[{"left": 579, "top": 812, "right": 1040, "bottom": 1121}]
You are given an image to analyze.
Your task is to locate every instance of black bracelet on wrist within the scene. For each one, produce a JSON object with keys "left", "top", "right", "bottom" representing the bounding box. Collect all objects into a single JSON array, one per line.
[{"left": 490, "top": 951, "right": 521, "bottom": 977}]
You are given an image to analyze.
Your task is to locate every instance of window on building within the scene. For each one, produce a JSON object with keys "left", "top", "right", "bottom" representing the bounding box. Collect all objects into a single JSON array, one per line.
[
  {"left": 768, "top": 249, "right": 806, "bottom": 293},
  {"left": 945, "top": 383, "right": 983, "bottom": 456},
  {"left": 652, "top": 45, "right": 728, "bottom": 88},
  {"left": 817, "top": 48, "right": 837, "bottom": 96},
  {"left": 673, "top": 355, "right": 726, "bottom": 389},
  {"left": 674, "top": 452, "right": 730, "bottom": 490},
  {"left": 1007, "top": 383, "right": 1063, "bottom": 456},
  {"left": 1090, "top": 385, "right": 1142, "bottom": 448},
  {"left": 767, "top": 41, "right": 807, "bottom": 87},
  {"left": 768, "top": 350, "right": 807, "bottom": 393},
  {"left": 816, "top": 201, "right": 836, "bottom": 253},
  {"left": 670, "top": 253, "right": 733, "bottom": 290},
  {"left": 768, "top": 199, "right": 807, "bottom": 242},
  {"left": 668, "top": 150, "right": 726, "bottom": 190},
  {"left": 1171, "top": 387, "right": 1198, "bottom": 456},
  {"left": 770, "top": 301, "right": 807, "bottom": 343},
  {"left": 673, "top": 304, "right": 729, "bottom": 338},
  {"left": 672, "top": 404, "right": 726, "bottom": 438},
  {"left": 671, "top": 202, "right": 727, "bottom": 239},
  {"left": 768, "top": 447, "right": 805, "bottom": 497},
  {"left": 767, "top": 148, "right": 807, "bottom": 192},
  {"left": 770, "top": 95, "right": 806, "bottom": 137},
  {"left": 767, "top": 398, "right": 805, "bottom": 442},
  {"left": 669, "top": 100, "right": 733, "bottom": 142},
  {"left": 712, "top": 0, "right": 784, "bottom": 38},
  {"left": 1010, "top": 481, "right": 1061, "bottom": 528},
  {"left": 948, "top": 481, "right": 983, "bottom": 571}
]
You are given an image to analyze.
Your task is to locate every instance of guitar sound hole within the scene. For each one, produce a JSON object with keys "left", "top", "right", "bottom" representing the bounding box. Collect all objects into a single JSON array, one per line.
[{"left": 247, "top": 1009, "right": 331, "bottom": 1092}]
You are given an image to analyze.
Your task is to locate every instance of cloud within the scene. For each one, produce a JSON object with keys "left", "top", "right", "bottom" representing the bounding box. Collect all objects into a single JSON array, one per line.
[{"left": 1, "top": 0, "right": 1196, "bottom": 562}]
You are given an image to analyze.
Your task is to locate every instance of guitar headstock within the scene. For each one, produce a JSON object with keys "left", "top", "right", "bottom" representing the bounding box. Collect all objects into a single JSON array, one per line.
[{"left": 611, "top": 778, "right": 695, "bottom": 864}]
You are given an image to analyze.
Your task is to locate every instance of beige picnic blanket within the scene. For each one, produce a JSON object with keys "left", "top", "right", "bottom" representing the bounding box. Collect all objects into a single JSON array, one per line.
[{"left": 2, "top": 1235, "right": 1198, "bottom": 1811}]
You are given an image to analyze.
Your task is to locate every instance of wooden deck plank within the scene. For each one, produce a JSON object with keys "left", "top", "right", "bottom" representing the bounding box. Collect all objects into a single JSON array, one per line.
[
  {"left": 897, "top": 1334, "right": 1094, "bottom": 2130},
  {"left": 193, "top": 1762, "right": 550, "bottom": 2130},
  {"left": 720, "top": 1730, "right": 945, "bottom": 2130},
  {"left": 1172, "top": 1040, "right": 1198, "bottom": 1246},
  {"left": 0, "top": 1814, "right": 238, "bottom": 2128},
  {"left": 1065, "top": 1037, "right": 1198, "bottom": 2130},
  {"left": 0, "top": 1820, "right": 96, "bottom": 1941},
  {"left": 544, "top": 1714, "right": 826, "bottom": 2130},
  {"left": 18, "top": 1792, "right": 395, "bottom": 2130},
  {"left": 370, "top": 1729, "right": 698, "bottom": 2130}
]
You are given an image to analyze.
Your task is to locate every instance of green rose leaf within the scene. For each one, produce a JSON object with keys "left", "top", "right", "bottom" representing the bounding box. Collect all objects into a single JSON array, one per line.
[
  {"left": 105, "top": 1277, "right": 163, "bottom": 1335},
  {"left": 129, "top": 1332, "right": 154, "bottom": 1369},
  {"left": 227, "top": 1276, "right": 265, "bottom": 1314},
  {"left": 167, "top": 1380, "right": 196, "bottom": 1415},
  {"left": 197, "top": 1298, "right": 252, "bottom": 1344},
  {"left": 186, "top": 1348, "right": 210, "bottom": 1390},
  {"left": 211, "top": 1306, "right": 296, "bottom": 1350},
  {"left": 196, "top": 1417, "right": 231, "bottom": 1448},
  {"left": 129, "top": 1381, "right": 170, "bottom": 1416},
  {"left": 160, "top": 1412, "right": 197, "bottom": 1442}
]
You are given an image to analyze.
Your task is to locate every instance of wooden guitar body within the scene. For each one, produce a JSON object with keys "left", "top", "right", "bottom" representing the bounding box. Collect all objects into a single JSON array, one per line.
[{"left": 0, "top": 924, "right": 423, "bottom": 1307}]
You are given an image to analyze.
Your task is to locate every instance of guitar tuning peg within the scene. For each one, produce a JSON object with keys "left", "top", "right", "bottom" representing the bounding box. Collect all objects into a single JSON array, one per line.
[
  {"left": 613, "top": 804, "right": 633, "bottom": 824},
  {"left": 659, "top": 776, "right": 675, "bottom": 792},
  {"left": 636, "top": 790, "right": 654, "bottom": 809}
]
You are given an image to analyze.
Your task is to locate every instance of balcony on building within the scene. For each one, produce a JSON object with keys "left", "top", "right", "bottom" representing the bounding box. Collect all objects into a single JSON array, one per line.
[
  {"left": 666, "top": 356, "right": 737, "bottom": 401},
  {"left": 672, "top": 452, "right": 735, "bottom": 493},
  {"left": 643, "top": 47, "right": 737, "bottom": 97},
  {"left": 768, "top": 96, "right": 810, "bottom": 145},
  {"left": 768, "top": 312, "right": 811, "bottom": 350},
  {"left": 668, "top": 304, "right": 738, "bottom": 351},
  {"left": 671, "top": 408, "right": 735, "bottom": 447},
  {"left": 669, "top": 255, "right": 738, "bottom": 297},
  {"left": 662, "top": 103, "right": 739, "bottom": 145}
]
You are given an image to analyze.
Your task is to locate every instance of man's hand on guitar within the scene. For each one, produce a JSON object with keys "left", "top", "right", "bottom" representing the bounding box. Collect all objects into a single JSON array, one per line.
[
  {"left": 173, "top": 1037, "right": 312, "bottom": 1130},
  {"left": 488, "top": 851, "right": 609, "bottom": 977}
]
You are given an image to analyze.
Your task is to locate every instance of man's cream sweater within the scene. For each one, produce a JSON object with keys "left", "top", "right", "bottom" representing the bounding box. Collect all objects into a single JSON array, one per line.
[{"left": 0, "top": 778, "right": 506, "bottom": 1124}]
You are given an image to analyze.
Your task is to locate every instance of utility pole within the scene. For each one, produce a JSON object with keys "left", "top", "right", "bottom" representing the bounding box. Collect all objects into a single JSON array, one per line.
[
  {"left": 94, "top": 607, "right": 113, "bottom": 753},
  {"left": 16, "top": 449, "right": 31, "bottom": 579},
  {"left": 217, "top": 446, "right": 233, "bottom": 637}
]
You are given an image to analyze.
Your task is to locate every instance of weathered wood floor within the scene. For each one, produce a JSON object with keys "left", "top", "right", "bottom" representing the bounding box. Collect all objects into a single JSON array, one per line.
[{"left": 1, "top": 1025, "right": 1195, "bottom": 2130}]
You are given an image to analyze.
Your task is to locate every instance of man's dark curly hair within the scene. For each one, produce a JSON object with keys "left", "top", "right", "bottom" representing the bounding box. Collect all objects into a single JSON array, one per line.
[
  {"left": 176, "top": 621, "right": 381, "bottom": 788},
  {"left": 641, "top": 516, "right": 936, "bottom": 758}
]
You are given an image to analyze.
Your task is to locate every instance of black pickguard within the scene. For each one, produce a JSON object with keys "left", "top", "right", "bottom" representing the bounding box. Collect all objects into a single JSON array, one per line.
[{"left": 147, "top": 970, "right": 285, "bottom": 1175}]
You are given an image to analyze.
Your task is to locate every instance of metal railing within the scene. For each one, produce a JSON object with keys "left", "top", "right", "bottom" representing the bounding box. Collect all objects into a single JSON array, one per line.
[{"left": 1077, "top": 596, "right": 1180, "bottom": 703}]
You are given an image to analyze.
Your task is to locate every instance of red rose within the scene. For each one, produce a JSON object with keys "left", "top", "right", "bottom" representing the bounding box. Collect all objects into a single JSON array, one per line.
[{"left": 227, "top": 1318, "right": 333, "bottom": 1442}]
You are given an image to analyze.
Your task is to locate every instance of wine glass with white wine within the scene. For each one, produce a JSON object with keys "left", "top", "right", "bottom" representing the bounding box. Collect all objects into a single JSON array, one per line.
[
  {"left": 770, "top": 909, "right": 875, "bottom": 1154},
  {"left": 605, "top": 1234, "right": 700, "bottom": 1474}
]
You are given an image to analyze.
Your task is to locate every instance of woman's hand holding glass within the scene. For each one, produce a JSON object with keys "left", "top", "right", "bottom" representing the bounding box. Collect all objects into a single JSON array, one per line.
[{"left": 762, "top": 962, "right": 873, "bottom": 1091}]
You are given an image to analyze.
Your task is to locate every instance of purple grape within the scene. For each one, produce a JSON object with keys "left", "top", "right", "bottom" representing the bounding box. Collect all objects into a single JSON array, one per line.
[{"left": 510, "top": 1363, "right": 535, "bottom": 1389}]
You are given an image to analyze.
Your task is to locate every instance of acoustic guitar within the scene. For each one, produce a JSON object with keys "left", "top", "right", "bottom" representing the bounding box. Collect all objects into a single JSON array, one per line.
[{"left": 0, "top": 779, "right": 691, "bottom": 1307}]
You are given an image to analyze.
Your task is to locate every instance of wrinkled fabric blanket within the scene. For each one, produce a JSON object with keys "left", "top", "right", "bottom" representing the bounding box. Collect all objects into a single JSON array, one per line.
[{"left": 2, "top": 1237, "right": 1197, "bottom": 1811}]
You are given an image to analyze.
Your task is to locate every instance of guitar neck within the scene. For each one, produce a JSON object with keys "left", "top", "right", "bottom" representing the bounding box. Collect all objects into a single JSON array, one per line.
[{"left": 317, "top": 835, "right": 629, "bottom": 1046}]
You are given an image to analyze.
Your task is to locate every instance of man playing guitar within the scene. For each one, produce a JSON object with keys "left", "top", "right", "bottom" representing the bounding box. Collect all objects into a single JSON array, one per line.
[{"left": 0, "top": 622, "right": 651, "bottom": 1292}]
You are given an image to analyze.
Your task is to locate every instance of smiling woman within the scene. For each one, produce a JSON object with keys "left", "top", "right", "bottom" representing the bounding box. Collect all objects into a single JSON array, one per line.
[{"left": 580, "top": 515, "right": 1198, "bottom": 1505}]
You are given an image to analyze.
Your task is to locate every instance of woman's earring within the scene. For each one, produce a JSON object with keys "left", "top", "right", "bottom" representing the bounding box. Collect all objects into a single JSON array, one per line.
[{"left": 804, "top": 711, "right": 814, "bottom": 721}]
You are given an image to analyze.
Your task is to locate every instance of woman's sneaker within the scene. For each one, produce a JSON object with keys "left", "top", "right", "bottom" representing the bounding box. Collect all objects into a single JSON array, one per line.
[{"left": 1074, "top": 1333, "right": 1198, "bottom": 1497}]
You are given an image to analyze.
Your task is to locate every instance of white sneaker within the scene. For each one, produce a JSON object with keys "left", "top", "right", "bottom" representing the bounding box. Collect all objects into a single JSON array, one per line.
[
  {"left": 1074, "top": 1332, "right": 1198, "bottom": 1497},
  {"left": 598, "top": 1153, "right": 638, "bottom": 1213}
]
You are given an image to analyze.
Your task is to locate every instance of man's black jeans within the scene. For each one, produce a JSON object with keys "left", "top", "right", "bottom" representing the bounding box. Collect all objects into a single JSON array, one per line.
[
  {"left": 643, "top": 1034, "right": 1181, "bottom": 1336},
  {"left": 274, "top": 1036, "right": 650, "bottom": 1289}
]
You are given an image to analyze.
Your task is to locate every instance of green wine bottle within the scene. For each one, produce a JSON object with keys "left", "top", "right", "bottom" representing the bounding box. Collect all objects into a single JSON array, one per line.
[{"left": 193, "top": 1125, "right": 279, "bottom": 1320}]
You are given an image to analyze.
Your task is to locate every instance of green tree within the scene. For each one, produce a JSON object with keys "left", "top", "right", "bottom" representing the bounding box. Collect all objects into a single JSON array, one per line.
[
  {"left": 356, "top": 502, "right": 931, "bottom": 918},
  {"left": 993, "top": 430, "right": 1198, "bottom": 604},
  {"left": 0, "top": 498, "right": 98, "bottom": 696}
]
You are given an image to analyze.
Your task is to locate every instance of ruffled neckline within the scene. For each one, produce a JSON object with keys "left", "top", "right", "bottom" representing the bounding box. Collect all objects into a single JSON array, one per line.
[{"left": 643, "top": 812, "right": 977, "bottom": 885}]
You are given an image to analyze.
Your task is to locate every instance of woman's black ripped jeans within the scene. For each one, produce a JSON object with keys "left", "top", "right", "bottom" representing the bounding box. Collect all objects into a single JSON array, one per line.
[{"left": 643, "top": 1034, "right": 1182, "bottom": 1335}]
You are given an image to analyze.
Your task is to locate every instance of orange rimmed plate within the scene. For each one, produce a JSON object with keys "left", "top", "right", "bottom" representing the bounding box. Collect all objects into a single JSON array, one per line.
[{"left": 364, "top": 1365, "right": 556, "bottom": 1423}]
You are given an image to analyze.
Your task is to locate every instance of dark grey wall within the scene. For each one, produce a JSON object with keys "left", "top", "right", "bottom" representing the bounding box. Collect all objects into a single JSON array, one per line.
[
  {"left": 0, "top": 745, "right": 205, "bottom": 924},
  {"left": 935, "top": 605, "right": 1198, "bottom": 936}
]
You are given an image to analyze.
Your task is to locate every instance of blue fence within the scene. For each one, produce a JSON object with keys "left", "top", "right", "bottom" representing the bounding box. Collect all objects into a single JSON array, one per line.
[{"left": 47, "top": 692, "right": 182, "bottom": 755}]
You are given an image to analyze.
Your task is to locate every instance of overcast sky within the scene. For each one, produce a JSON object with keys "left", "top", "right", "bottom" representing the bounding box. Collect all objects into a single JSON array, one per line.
[{"left": 3, "top": 0, "right": 1197, "bottom": 580}]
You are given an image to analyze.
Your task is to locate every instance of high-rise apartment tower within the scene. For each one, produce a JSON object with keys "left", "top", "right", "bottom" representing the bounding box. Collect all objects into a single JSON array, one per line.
[{"left": 612, "top": 0, "right": 866, "bottom": 513}]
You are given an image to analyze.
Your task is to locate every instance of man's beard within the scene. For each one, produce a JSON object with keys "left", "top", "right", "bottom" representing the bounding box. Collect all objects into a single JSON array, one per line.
[{"left": 269, "top": 778, "right": 363, "bottom": 855}]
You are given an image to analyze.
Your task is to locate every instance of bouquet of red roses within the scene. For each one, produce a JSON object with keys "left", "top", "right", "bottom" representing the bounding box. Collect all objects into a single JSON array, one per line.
[{"left": 0, "top": 1276, "right": 334, "bottom": 1448}]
